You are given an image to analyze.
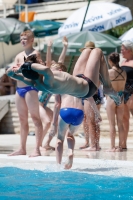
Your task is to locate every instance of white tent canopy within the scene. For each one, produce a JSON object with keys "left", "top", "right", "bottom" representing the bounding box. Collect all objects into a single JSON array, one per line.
[
  {"left": 58, "top": 2, "right": 132, "bottom": 37},
  {"left": 119, "top": 28, "right": 133, "bottom": 42}
]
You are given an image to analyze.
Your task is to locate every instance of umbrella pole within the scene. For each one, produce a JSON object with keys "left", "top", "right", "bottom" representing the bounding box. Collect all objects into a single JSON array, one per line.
[
  {"left": 67, "top": 55, "right": 75, "bottom": 73},
  {"left": 80, "top": 0, "right": 91, "bottom": 31}
]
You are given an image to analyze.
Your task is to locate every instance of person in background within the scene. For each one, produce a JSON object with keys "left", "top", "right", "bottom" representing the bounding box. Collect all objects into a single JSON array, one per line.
[
  {"left": 80, "top": 86, "right": 103, "bottom": 151},
  {"left": 0, "top": 66, "right": 16, "bottom": 96},
  {"left": 49, "top": 92, "right": 101, "bottom": 169},
  {"left": 120, "top": 41, "right": 133, "bottom": 150},
  {"left": 39, "top": 37, "right": 68, "bottom": 152},
  {"left": 7, "top": 30, "right": 43, "bottom": 157},
  {"left": 106, "top": 52, "right": 126, "bottom": 152},
  {"left": 78, "top": 42, "right": 103, "bottom": 151}
]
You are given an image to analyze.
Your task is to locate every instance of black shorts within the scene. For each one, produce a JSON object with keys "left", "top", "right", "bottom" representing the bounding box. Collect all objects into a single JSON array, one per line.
[{"left": 76, "top": 74, "right": 97, "bottom": 99}]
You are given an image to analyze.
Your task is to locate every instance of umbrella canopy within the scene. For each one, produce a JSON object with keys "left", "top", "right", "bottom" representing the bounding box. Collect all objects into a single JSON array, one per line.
[
  {"left": 119, "top": 28, "right": 133, "bottom": 42},
  {"left": 0, "top": 18, "right": 29, "bottom": 44},
  {"left": 58, "top": 2, "right": 132, "bottom": 37},
  {"left": 48, "top": 31, "right": 121, "bottom": 56},
  {"left": 0, "top": 20, "right": 10, "bottom": 44},
  {"left": 29, "top": 20, "right": 63, "bottom": 38}
]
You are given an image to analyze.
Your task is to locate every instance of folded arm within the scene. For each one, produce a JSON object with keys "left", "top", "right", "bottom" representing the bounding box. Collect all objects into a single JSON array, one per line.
[{"left": 6, "top": 68, "right": 34, "bottom": 86}]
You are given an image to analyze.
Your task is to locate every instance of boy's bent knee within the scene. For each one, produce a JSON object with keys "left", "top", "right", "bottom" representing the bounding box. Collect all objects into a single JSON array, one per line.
[
  {"left": 57, "top": 133, "right": 65, "bottom": 142},
  {"left": 31, "top": 116, "right": 42, "bottom": 126}
]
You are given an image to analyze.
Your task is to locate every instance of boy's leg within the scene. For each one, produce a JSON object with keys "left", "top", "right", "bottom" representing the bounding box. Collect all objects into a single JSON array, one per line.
[
  {"left": 39, "top": 106, "right": 55, "bottom": 151},
  {"left": 83, "top": 48, "right": 103, "bottom": 88},
  {"left": 79, "top": 114, "right": 89, "bottom": 149},
  {"left": 9, "top": 92, "right": 29, "bottom": 156},
  {"left": 77, "top": 48, "right": 114, "bottom": 90},
  {"left": 82, "top": 100, "right": 98, "bottom": 151},
  {"left": 72, "top": 48, "right": 92, "bottom": 76},
  {"left": 80, "top": 101, "right": 90, "bottom": 149},
  {"left": 64, "top": 125, "right": 79, "bottom": 169},
  {"left": 25, "top": 90, "right": 43, "bottom": 157},
  {"left": 122, "top": 104, "right": 129, "bottom": 149},
  {"left": 83, "top": 48, "right": 121, "bottom": 103},
  {"left": 106, "top": 97, "right": 116, "bottom": 151},
  {"left": 56, "top": 116, "right": 68, "bottom": 165},
  {"left": 116, "top": 104, "right": 126, "bottom": 150}
]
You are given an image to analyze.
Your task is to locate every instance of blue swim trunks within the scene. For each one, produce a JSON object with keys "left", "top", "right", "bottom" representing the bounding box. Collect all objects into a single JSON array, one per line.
[
  {"left": 16, "top": 86, "right": 38, "bottom": 98},
  {"left": 60, "top": 108, "right": 84, "bottom": 126}
]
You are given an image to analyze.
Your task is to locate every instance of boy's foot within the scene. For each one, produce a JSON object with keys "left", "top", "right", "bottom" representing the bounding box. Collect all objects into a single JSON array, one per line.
[
  {"left": 40, "top": 146, "right": 55, "bottom": 151},
  {"left": 96, "top": 146, "right": 101, "bottom": 151},
  {"left": 106, "top": 148, "right": 116, "bottom": 152},
  {"left": 8, "top": 149, "right": 26, "bottom": 156},
  {"left": 82, "top": 147, "right": 97, "bottom": 151},
  {"left": 106, "top": 147, "right": 123, "bottom": 152},
  {"left": 29, "top": 149, "right": 41, "bottom": 157},
  {"left": 79, "top": 144, "right": 89, "bottom": 149},
  {"left": 115, "top": 147, "right": 123, "bottom": 152},
  {"left": 64, "top": 154, "right": 74, "bottom": 170}
]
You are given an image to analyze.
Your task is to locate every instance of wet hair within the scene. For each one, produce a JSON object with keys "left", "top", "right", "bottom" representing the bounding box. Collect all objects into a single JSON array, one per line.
[
  {"left": 24, "top": 54, "right": 45, "bottom": 65},
  {"left": 57, "top": 63, "right": 67, "bottom": 72},
  {"left": 108, "top": 52, "right": 120, "bottom": 68},
  {"left": 51, "top": 61, "right": 67, "bottom": 72},
  {"left": 20, "top": 30, "right": 34, "bottom": 38},
  {"left": 25, "top": 54, "right": 67, "bottom": 72},
  {"left": 122, "top": 40, "right": 133, "bottom": 53}
]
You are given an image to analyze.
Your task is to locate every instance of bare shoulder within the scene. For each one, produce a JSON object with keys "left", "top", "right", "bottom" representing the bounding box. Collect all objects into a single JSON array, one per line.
[
  {"left": 34, "top": 49, "right": 40, "bottom": 55},
  {"left": 16, "top": 51, "right": 25, "bottom": 57},
  {"left": 108, "top": 69, "right": 114, "bottom": 75},
  {"left": 15, "top": 51, "right": 25, "bottom": 60},
  {"left": 121, "top": 59, "right": 133, "bottom": 67}
]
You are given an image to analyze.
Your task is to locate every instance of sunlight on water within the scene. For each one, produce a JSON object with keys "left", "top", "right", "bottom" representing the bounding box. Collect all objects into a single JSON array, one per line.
[{"left": 0, "top": 167, "right": 133, "bottom": 200}]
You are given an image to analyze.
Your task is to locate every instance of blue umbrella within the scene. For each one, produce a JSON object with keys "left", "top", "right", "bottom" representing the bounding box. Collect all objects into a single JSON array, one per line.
[{"left": 29, "top": 20, "right": 63, "bottom": 38}]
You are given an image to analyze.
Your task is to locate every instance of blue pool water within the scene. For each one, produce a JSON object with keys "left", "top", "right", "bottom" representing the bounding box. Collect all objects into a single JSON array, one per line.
[{"left": 0, "top": 167, "right": 133, "bottom": 200}]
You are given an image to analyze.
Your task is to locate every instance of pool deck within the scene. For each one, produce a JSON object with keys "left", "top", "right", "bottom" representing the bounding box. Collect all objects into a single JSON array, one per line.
[{"left": 0, "top": 134, "right": 133, "bottom": 177}]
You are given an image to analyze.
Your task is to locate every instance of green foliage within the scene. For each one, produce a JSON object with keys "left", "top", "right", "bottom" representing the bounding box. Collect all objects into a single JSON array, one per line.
[{"left": 105, "top": 21, "right": 133, "bottom": 38}]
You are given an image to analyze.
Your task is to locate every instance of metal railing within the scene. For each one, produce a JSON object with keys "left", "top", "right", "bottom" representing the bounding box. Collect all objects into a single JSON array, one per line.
[{"left": 0, "top": 0, "right": 88, "bottom": 21}]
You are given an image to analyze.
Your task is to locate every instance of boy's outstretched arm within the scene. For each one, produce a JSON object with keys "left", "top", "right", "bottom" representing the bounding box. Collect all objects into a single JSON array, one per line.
[
  {"left": 6, "top": 68, "right": 35, "bottom": 86},
  {"left": 46, "top": 40, "right": 53, "bottom": 67},
  {"left": 58, "top": 36, "right": 68, "bottom": 64}
]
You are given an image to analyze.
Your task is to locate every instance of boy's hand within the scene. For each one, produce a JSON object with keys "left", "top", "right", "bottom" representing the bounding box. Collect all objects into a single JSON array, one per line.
[
  {"left": 47, "top": 40, "right": 53, "bottom": 47},
  {"left": 49, "top": 124, "right": 57, "bottom": 137},
  {"left": 62, "top": 36, "right": 68, "bottom": 46},
  {"left": 12, "top": 66, "right": 21, "bottom": 73}
]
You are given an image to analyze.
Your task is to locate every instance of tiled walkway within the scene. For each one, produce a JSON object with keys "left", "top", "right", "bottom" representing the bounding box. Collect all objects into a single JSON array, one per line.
[{"left": 0, "top": 134, "right": 133, "bottom": 161}]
